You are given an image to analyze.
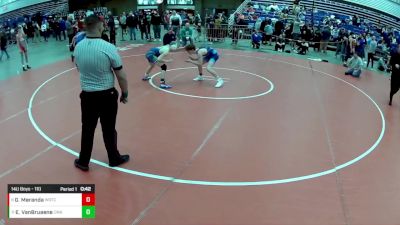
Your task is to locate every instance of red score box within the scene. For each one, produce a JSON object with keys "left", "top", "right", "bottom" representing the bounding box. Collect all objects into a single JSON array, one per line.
[{"left": 82, "top": 193, "right": 95, "bottom": 206}]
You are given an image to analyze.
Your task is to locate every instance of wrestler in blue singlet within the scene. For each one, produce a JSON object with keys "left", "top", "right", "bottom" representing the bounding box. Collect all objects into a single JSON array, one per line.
[
  {"left": 198, "top": 46, "right": 219, "bottom": 63},
  {"left": 146, "top": 47, "right": 161, "bottom": 64}
]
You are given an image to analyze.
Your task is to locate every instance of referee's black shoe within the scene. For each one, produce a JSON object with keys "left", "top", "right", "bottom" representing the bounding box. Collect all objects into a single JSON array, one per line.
[
  {"left": 74, "top": 159, "right": 89, "bottom": 171},
  {"left": 109, "top": 155, "right": 130, "bottom": 167}
]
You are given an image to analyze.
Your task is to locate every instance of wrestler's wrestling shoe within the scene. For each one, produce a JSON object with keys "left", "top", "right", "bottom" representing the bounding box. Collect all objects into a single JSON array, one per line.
[
  {"left": 160, "top": 83, "right": 172, "bottom": 89},
  {"left": 142, "top": 75, "right": 151, "bottom": 81},
  {"left": 193, "top": 75, "right": 204, "bottom": 81},
  {"left": 215, "top": 78, "right": 224, "bottom": 88}
]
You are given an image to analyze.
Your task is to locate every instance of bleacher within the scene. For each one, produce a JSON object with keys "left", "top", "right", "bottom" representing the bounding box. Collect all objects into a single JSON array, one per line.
[
  {"left": 226, "top": 0, "right": 400, "bottom": 57},
  {"left": 247, "top": 0, "right": 400, "bottom": 31},
  {"left": 0, "top": 0, "right": 68, "bottom": 23}
]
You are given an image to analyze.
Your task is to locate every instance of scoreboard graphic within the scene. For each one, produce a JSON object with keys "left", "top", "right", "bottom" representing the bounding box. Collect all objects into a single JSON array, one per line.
[{"left": 7, "top": 184, "right": 95, "bottom": 219}]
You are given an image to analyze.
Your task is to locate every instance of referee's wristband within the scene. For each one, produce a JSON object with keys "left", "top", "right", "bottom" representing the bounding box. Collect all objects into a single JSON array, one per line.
[{"left": 122, "top": 92, "right": 128, "bottom": 98}]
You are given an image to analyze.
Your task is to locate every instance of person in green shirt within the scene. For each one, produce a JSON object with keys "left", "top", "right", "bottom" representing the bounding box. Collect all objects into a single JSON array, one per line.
[
  {"left": 180, "top": 23, "right": 193, "bottom": 46},
  {"left": 345, "top": 52, "right": 363, "bottom": 77}
]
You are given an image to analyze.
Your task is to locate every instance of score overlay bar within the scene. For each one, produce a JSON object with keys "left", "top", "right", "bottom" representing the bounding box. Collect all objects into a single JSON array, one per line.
[{"left": 8, "top": 184, "right": 95, "bottom": 219}]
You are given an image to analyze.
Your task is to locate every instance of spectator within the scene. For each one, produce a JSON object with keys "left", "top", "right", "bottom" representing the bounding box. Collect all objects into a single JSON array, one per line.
[
  {"left": 145, "top": 11, "right": 152, "bottom": 40},
  {"left": 163, "top": 27, "right": 176, "bottom": 45},
  {"left": 349, "top": 34, "right": 357, "bottom": 55},
  {"left": 138, "top": 12, "right": 149, "bottom": 40},
  {"left": 0, "top": 31, "right": 10, "bottom": 61},
  {"left": 264, "top": 20, "right": 273, "bottom": 45},
  {"left": 291, "top": 18, "right": 302, "bottom": 48},
  {"left": 120, "top": 12, "right": 127, "bottom": 41},
  {"left": 70, "top": 30, "right": 86, "bottom": 62},
  {"left": 193, "top": 12, "right": 202, "bottom": 41},
  {"left": 284, "top": 23, "right": 292, "bottom": 45},
  {"left": 170, "top": 10, "right": 182, "bottom": 39},
  {"left": 59, "top": 18, "right": 66, "bottom": 41},
  {"left": 274, "top": 19, "right": 284, "bottom": 37},
  {"left": 268, "top": 3, "right": 279, "bottom": 12},
  {"left": 232, "top": 15, "right": 247, "bottom": 45},
  {"left": 251, "top": 30, "right": 261, "bottom": 49},
  {"left": 341, "top": 34, "right": 349, "bottom": 64},
  {"left": 275, "top": 34, "right": 286, "bottom": 52},
  {"left": 77, "top": 16, "right": 85, "bottom": 31},
  {"left": 367, "top": 36, "right": 377, "bottom": 68},
  {"left": 377, "top": 55, "right": 390, "bottom": 72},
  {"left": 107, "top": 12, "right": 116, "bottom": 45},
  {"left": 49, "top": 18, "right": 55, "bottom": 39},
  {"left": 26, "top": 21, "right": 34, "bottom": 43},
  {"left": 41, "top": 19, "right": 48, "bottom": 42},
  {"left": 301, "top": 24, "right": 312, "bottom": 41},
  {"left": 164, "top": 10, "right": 170, "bottom": 31},
  {"left": 180, "top": 22, "right": 193, "bottom": 46},
  {"left": 101, "top": 29, "right": 110, "bottom": 42},
  {"left": 260, "top": 18, "right": 267, "bottom": 44},
  {"left": 66, "top": 16, "right": 74, "bottom": 44},
  {"left": 151, "top": 11, "right": 163, "bottom": 41},
  {"left": 126, "top": 12, "right": 138, "bottom": 41},
  {"left": 355, "top": 35, "right": 366, "bottom": 62},
  {"left": 345, "top": 52, "right": 363, "bottom": 77},
  {"left": 378, "top": 38, "right": 388, "bottom": 53},
  {"left": 54, "top": 18, "right": 61, "bottom": 41},
  {"left": 312, "top": 29, "right": 321, "bottom": 52},
  {"left": 321, "top": 26, "right": 331, "bottom": 53},
  {"left": 335, "top": 28, "right": 346, "bottom": 58},
  {"left": 254, "top": 18, "right": 262, "bottom": 32},
  {"left": 296, "top": 39, "right": 309, "bottom": 55},
  {"left": 33, "top": 21, "right": 41, "bottom": 43}
]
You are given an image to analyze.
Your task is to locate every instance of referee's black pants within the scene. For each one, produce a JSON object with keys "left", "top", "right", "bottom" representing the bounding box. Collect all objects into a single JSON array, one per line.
[{"left": 78, "top": 88, "right": 121, "bottom": 166}]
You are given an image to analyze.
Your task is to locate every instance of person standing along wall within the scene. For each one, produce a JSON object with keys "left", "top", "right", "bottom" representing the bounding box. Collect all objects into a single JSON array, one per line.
[
  {"left": 367, "top": 36, "right": 377, "bottom": 68},
  {"left": 139, "top": 12, "right": 149, "bottom": 41},
  {"left": 126, "top": 12, "right": 138, "bottom": 41},
  {"left": 66, "top": 16, "right": 75, "bottom": 44},
  {"left": 120, "top": 12, "right": 127, "bottom": 41},
  {"left": 170, "top": 10, "right": 182, "bottom": 40},
  {"left": 107, "top": 12, "right": 116, "bottom": 45},
  {"left": 60, "top": 18, "right": 67, "bottom": 41},
  {"left": 0, "top": 32, "right": 10, "bottom": 61},
  {"left": 151, "top": 11, "right": 162, "bottom": 41}
]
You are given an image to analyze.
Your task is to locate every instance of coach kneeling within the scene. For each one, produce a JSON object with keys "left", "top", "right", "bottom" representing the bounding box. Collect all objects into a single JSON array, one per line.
[{"left": 73, "top": 15, "right": 130, "bottom": 171}]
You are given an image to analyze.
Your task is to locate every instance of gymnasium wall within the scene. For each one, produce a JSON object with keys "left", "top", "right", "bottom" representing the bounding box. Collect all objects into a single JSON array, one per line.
[
  {"left": 342, "top": 0, "right": 400, "bottom": 19},
  {"left": 97, "top": 0, "right": 241, "bottom": 16},
  {"left": 0, "top": 0, "right": 51, "bottom": 15}
]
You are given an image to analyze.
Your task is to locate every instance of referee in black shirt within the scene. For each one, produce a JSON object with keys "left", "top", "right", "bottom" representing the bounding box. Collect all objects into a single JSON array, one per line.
[{"left": 73, "top": 15, "right": 130, "bottom": 171}]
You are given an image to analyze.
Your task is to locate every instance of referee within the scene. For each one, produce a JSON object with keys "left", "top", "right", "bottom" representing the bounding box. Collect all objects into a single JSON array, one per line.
[{"left": 73, "top": 15, "right": 130, "bottom": 171}]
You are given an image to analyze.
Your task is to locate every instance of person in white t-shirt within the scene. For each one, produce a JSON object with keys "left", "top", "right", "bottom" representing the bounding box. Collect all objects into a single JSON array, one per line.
[
  {"left": 41, "top": 20, "right": 48, "bottom": 42},
  {"left": 170, "top": 11, "right": 182, "bottom": 39}
]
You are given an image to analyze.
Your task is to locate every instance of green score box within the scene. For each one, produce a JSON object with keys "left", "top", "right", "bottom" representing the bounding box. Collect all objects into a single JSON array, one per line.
[{"left": 82, "top": 206, "right": 96, "bottom": 219}]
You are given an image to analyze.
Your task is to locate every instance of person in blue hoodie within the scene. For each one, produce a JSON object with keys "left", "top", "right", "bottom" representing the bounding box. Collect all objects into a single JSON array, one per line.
[
  {"left": 355, "top": 35, "right": 366, "bottom": 62},
  {"left": 251, "top": 30, "right": 261, "bottom": 49},
  {"left": 70, "top": 31, "right": 86, "bottom": 62}
]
